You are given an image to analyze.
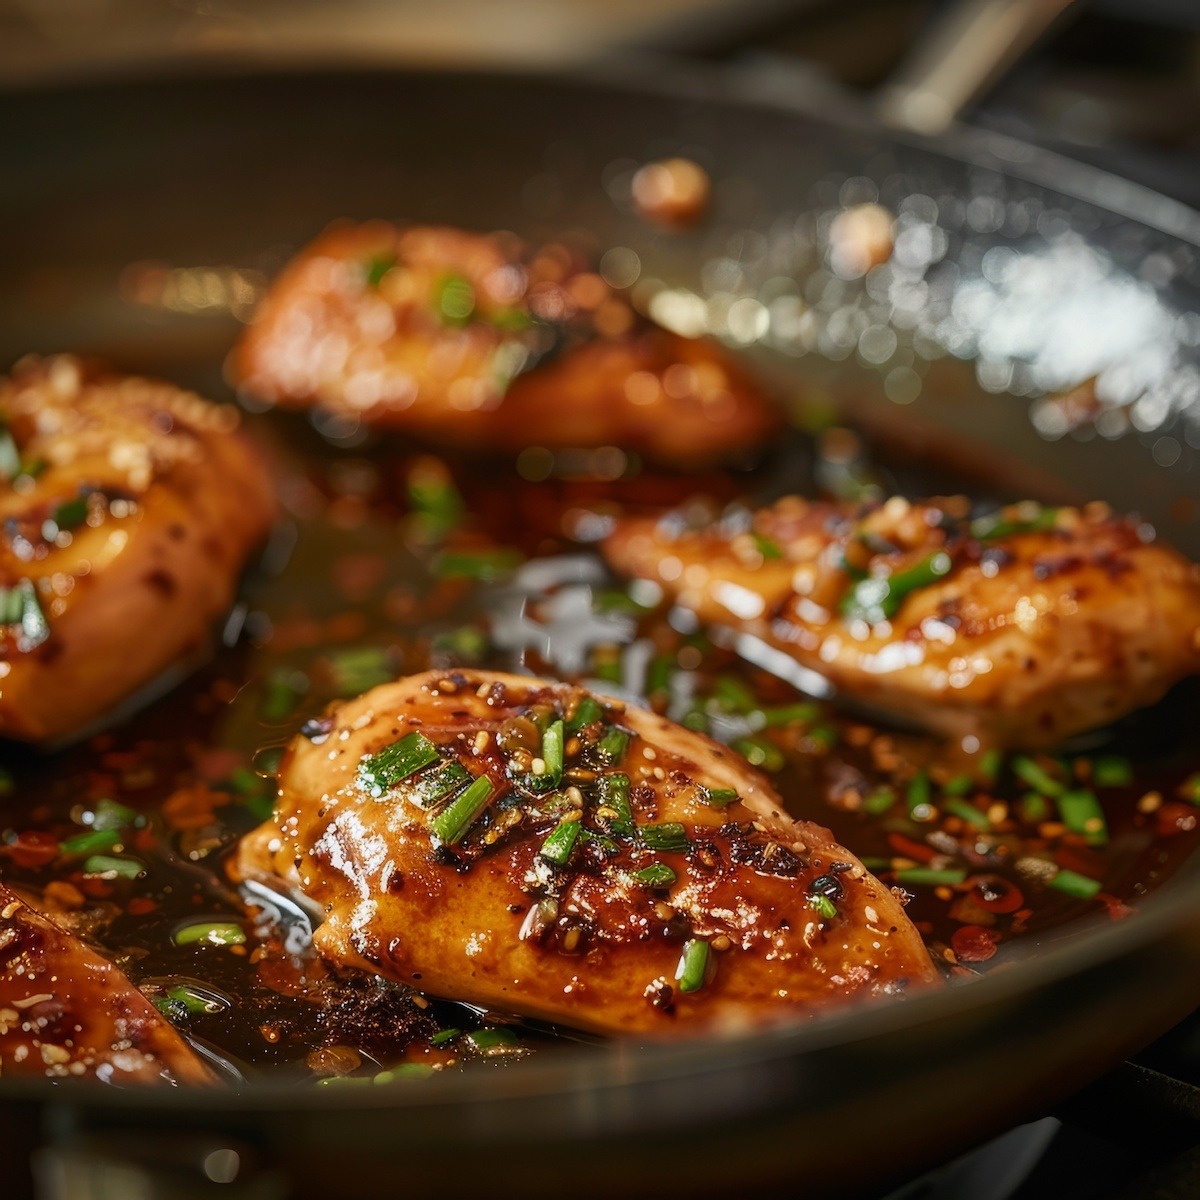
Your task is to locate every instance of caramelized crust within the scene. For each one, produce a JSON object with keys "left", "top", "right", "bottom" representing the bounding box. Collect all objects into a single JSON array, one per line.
[
  {"left": 0, "top": 882, "right": 213, "bottom": 1084},
  {"left": 230, "top": 221, "right": 780, "bottom": 467},
  {"left": 238, "top": 670, "right": 937, "bottom": 1037},
  {"left": 0, "top": 355, "right": 276, "bottom": 742},
  {"left": 603, "top": 496, "right": 1200, "bottom": 749}
]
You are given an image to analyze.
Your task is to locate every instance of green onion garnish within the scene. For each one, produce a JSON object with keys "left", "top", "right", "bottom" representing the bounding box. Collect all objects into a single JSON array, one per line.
[
  {"left": 1019, "top": 792, "right": 1049, "bottom": 823},
  {"left": 809, "top": 894, "right": 838, "bottom": 920},
  {"left": 895, "top": 868, "right": 967, "bottom": 887},
  {"left": 262, "top": 669, "right": 307, "bottom": 721},
  {"left": 325, "top": 645, "right": 394, "bottom": 696},
  {"left": 942, "top": 774, "right": 974, "bottom": 796},
  {"left": 407, "top": 467, "right": 464, "bottom": 542},
  {"left": 434, "top": 548, "right": 523, "bottom": 582},
  {"left": 701, "top": 787, "right": 739, "bottom": 808},
  {"left": 175, "top": 921, "right": 246, "bottom": 947},
  {"left": 540, "top": 720, "right": 565, "bottom": 783},
  {"left": 1091, "top": 756, "right": 1134, "bottom": 789},
  {"left": 153, "top": 985, "right": 223, "bottom": 1019},
  {"left": 941, "top": 798, "right": 991, "bottom": 829},
  {"left": 640, "top": 822, "right": 690, "bottom": 853},
  {"left": 82, "top": 855, "right": 142, "bottom": 879},
  {"left": 596, "top": 772, "right": 634, "bottom": 836},
  {"left": 752, "top": 532, "right": 783, "bottom": 560},
  {"left": 863, "top": 787, "right": 896, "bottom": 815},
  {"left": 1056, "top": 789, "right": 1108, "bottom": 846},
  {"left": 362, "top": 253, "right": 396, "bottom": 288},
  {"left": 91, "top": 798, "right": 140, "bottom": 831},
  {"left": 374, "top": 1064, "right": 436, "bottom": 1082},
  {"left": 1049, "top": 868, "right": 1102, "bottom": 899},
  {"left": 594, "top": 726, "right": 630, "bottom": 767},
  {"left": 429, "top": 1028, "right": 461, "bottom": 1047},
  {"left": 645, "top": 655, "right": 673, "bottom": 697},
  {"left": 1012, "top": 756, "right": 1065, "bottom": 797},
  {"left": 675, "top": 939, "right": 712, "bottom": 993},
  {"left": 539, "top": 818, "right": 581, "bottom": 866},
  {"left": 435, "top": 273, "right": 476, "bottom": 324},
  {"left": 980, "top": 748, "right": 1003, "bottom": 785},
  {"left": 468, "top": 1027, "right": 520, "bottom": 1053},
  {"left": 52, "top": 495, "right": 89, "bottom": 530},
  {"left": 4, "top": 580, "right": 49, "bottom": 648},
  {"left": 712, "top": 674, "right": 758, "bottom": 715},
  {"left": 409, "top": 760, "right": 471, "bottom": 809},
  {"left": 359, "top": 732, "right": 440, "bottom": 795},
  {"left": 429, "top": 775, "right": 494, "bottom": 845},
  {"left": 732, "top": 735, "right": 784, "bottom": 772},
  {"left": 906, "top": 770, "right": 933, "bottom": 816},
  {"left": 840, "top": 551, "right": 953, "bottom": 625},
  {"left": 59, "top": 829, "right": 120, "bottom": 857},
  {"left": 431, "top": 625, "right": 488, "bottom": 664},
  {"left": 566, "top": 696, "right": 603, "bottom": 734},
  {"left": 760, "top": 702, "right": 821, "bottom": 728},
  {"left": 969, "top": 506, "right": 1059, "bottom": 541},
  {"left": 634, "top": 863, "right": 676, "bottom": 888}
]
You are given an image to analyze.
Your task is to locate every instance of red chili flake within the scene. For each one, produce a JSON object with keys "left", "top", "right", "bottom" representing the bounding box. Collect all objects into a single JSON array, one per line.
[
  {"left": 1156, "top": 802, "right": 1199, "bottom": 837},
  {"left": 127, "top": 897, "right": 158, "bottom": 916},
  {"left": 967, "top": 874, "right": 1025, "bottom": 914},
  {"left": 4, "top": 829, "right": 59, "bottom": 868},
  {"left": 886, "top": 833, "right": 938, "bottom": 864},
  {"left": 77, "top": 876, "right": 113, "bottom": 899},
  {"left": 951, "top": 925, "right": 1000, "bottom": 962},
  {"left": 1096, "top": 892, "right": 1133, "bottom": 921}
]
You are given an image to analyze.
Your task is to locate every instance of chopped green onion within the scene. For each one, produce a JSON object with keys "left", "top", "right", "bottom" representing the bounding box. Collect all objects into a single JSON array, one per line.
[
  {"left": 675, "top": 939, "right": 711, "bottom": 993},
  {"left": 592, "top": 589, "right": 653, "bottom": 615},
  {"left": 539, "top": 819, "right": 581, "bottom": 866},
  {"left": 863, "top": 787, "right": 897, "bottom": 815},
  {"left": 435, "top": 273, "right": 476, "bottom": 324},
  {"left": 640, "top": 822, "right": 690, "bottom": 853},
  {"left": 90, "top": 798, "right": 140, "bottom": 831},
  {"left": 808, "top": 894, "right": 838, "bottom": 920},
  {"left": 732, "top": 735, "right": 784, "bottom": 772},
  {"left": 906, "top": 770, "right": 933, "bottom": 816},
  {"left": 969, "top": 506, "right": 1059, "bottom": 541},
  {"left": 1012, "top": 756, "right": 1066, "bottom": 797},
  {"left": 489, "top": 307, "right": 534, "bottom": 332},
  {"left": 325, "top": 645, "right": 394, "bottom": 696},
  {"left": 374, "top": 1064, "right": 436, "bottom": 1082},
  {"left": 1056, "top": 789, "right": 1108, "bottom": 846},
  {"left": 261, "top": 669, "right": 307, "bottom": 721},
  {"left": 941, "top": 798, "right": 992, "bottom": 829},
  {"left": 840, "top": 551, "right": 953, "bottom": 625},
  {"left": 1019, "top": 792, "right": 1050, "bottom": 823},
  {"left": 434, "top": 548, "right": 523, "bottom": 582},
  {"left": 645, "top": 655, "right": 674, "bottom": 697},
  {"left": 681, "top": 702, "right": 708, "bottom": 733},
  {"left": 581, "top": 829, "right": 620, "bottom": 854},
  {"left": 942, "top": 774, "right": 974, "bottom": 797},
  {"left": 805, "top": 726, "right": 839, "bottom": 751},
  {"left": 429, "top": 1028, "right": 461, "bottom": 1047},
  {"left": 895, "top": 868, "right": 967, "bottom": 887},
  {"left": 59, "top": 829, "right": 120, "bottom": 856},
  {"left": 634, "top": 863, "right": 676, "bottom": 888},
  {"left": 1092, "top": 756, "right": 1134, "bottom": 789},
  {"left": 594, "top": 726, "right": 630, "bottom": 767},
  {"left": 362, "top": 253, "right": 396, "bottom": 288},
  {"left": 752, "top": 532, "right": 783, "bottom": 560},
  {"left": 540, "top": 720, "right": 564, "bottom": 783},
  {"left": 429, "top": 775, "right": 494, "bottom": 845},
  {"left": 407, "top": 466, "right": 464, "bottom": 542},
  {"left": 596, "top": 772, "right": 634, "bottom": 837},
  {"left": 468, "top": 1027, "right": 519, "bottom": 1053},
  {"left": 566, "top": 696, "right": 603, "bottom": 734},
  {"left": 5, "top": 580, "right": 49, "bottom": 648},
  {"left": 760, "top": 702, "right": 822, "bottom": 728},
  {"left": 82, "top": 855, "right": 142, "bottom": 879},
  {"left": 17, "top": 457, "right": 46, "bottom": 481},
  {"left": 360, "top": 732, "right": 440, "bottom": 795},
  {"left": 409, "top": 760, "right": 471, "bottom": 809},
  {"left": 1049, "top": 868, "right": 1102, "bottom": 899},
  {"left": 431, "top": 625, "right": 488, "bottom": 664},
  {"left": 980, "top": 748, "right": 1004, "bottom": 785},
  {"left": 52, "top": 495, "right": 89, "bottom": 530},
  {"left": 175, "top": 922, "right": 246, "bottom": 947},
  {"left": 712, "top": 674, "right": 758, "bottom": 715},
  {"left": 153, "top": 985, "right": 223, "bottom": 1019},
  {"left": 701, "top": 787, "right": 739, "bottom": 808}
]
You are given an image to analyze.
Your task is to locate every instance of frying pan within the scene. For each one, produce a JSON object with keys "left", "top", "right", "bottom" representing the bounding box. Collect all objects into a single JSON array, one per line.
[{"left": 2, "top": 52, "right": 1200, "bottom": 1200}]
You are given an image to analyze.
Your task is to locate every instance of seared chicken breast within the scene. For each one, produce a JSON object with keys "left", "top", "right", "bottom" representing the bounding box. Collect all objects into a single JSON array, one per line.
[
  {"left": 230, "top": 222, "right": 780, "bottom": 467},
  {"left": 0, "top": 355, "right": 275, "bottom": 742},
  {"left": 0, "top": 881, "right": 213, "bottom": 1084},
  {"left": 603, "top": 495, "right": 1200, "bottom": 749},
  {"left": 238, "top": 670, "right": 937, "bottom": 1037}
]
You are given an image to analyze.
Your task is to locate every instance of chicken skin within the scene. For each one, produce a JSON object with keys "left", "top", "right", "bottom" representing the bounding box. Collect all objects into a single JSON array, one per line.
[
  {"left": 0, "top": 355, "right": 275, "bottom": 742},
  {"left": 0, "top": 881, "right": 213, "bottom": 1084},
  {"left": 603, "top": 495, "right": 1200, "bottom": 749},
  {"left": 238, "top": 670, "right": 937, "bottom": 1037},
  {"left": 230, "top": 222, "right": 780, "bottom": 468}
]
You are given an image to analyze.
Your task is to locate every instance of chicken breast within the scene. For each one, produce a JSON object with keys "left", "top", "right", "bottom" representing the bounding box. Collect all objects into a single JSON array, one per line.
[
  {"left": 0, "top": 355, "right": 275, "bottom": 742},
  {"left": 603, "top": 495, "right": 1200, "bottom": 749},
  {"left": 0, "top": 882, "right": 213, "bottom": 1084},
  {"left": 230, "top": 222, "right": 779, "bottom": 468},
  {"left": 238, "top": 669, "right": 937, "bottom": 1037}
]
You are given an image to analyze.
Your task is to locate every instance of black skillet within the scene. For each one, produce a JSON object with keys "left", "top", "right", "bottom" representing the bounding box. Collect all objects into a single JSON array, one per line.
[{"left": 1, "top": 59, "right": 1199, "bottom": 1200}]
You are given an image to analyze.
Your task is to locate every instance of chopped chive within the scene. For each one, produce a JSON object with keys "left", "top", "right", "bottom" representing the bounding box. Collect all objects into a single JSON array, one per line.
[
  {"left": 82, "top": 855, "right": 142, "bottom": 879},
  {"left": 592, "top": 589, "right": 653, "bottom": 615},
  {"left": 941, "top": 798, "right": 992, "bottom": 829},
  {"left": 1057, "top": 789, "right": 1108, "bottom": 846},
  {"left": 375, "top": 1064, "right": 436, "bottom": 1082},
  {"left": 1012, "top": 756, "right": 1065, "bottom": 797},
  {"left": 681, "top": 702, "right": 708, "bottom": 733},
  {"left": 752, "top": 531, "right": 783, "bottom": 560},
  {"left": 261, "top": 669, "right": 307, "bottom": 721},
  {"left": 362, "top": 252, "right": 396, "bottom": 288},
  {"left": 840, "top": 551, "right": 953, "bottom": 625},
  {"left": 864, "top": 787, "right": 897, "bottom": 815},
  {"left": 175, "top": 922, "right": 246, "bottom": 947},
  {"left": 90, "top": 798, "right": 140, "bottom": 831},
  {"left": 640, "top": 822, "right": 690, "bottom": 853},
  {"left": 581, "top": 828, "right": 620, "bottom": 854},
  {"left": 359, "top": 732, "right": 440, "bottom": 796},
  {"left": 52, "top": 495, "right": 89, "bottom": 530},
  {"left": 431, "top": 625, "right": 489, "bottom": 664},
  {"left": 594, "top": 726, "right": 630, "bottom": 767},
  {"left": 468, "top": 1027, "right": 519, "bottom": 1053},
  {"left": 12, "top": 580, "right": 49, "bottom": 648},
  {"left": 712, "top": 674, "right": 758, "bottom": 715},
  {"left": 645, "top": 655, "right": 674, "bottom": 697},
  {"left": 732, "top": 735, "right": 784, "bottom": 772},
  {"left": 701, "top": 787, "right": 739, "bottom": 808},
  {"left": 760, "top": 701, "right": 822, "bottom": 728},
  {"left": 409, "top": 760, "right": 471, "bottom": 809},
  {"left": 539, "top": 818, "right": 581, "bottom": 866},
  {"left": 1092, "top": 756, "right": 1134, "bottom": 789},
  {"left": 325, "top": 645, "right": 394, "bottom": 696},
  {"left": 541, "top": 720, "right": 564, "bottom": 782},
  {"left": 675, "top": 939, "right": 712, "bottom": 993},
  {"left": 566, "top": 696, "right": 604, "bottom": 734},
  {"left": 906, "top": 770, "right": 933, "bottom": 816},
  {"left": 895, "top": 867, "right": 967, "bottom": 887},
  {"left": 430, "top": 1028, "right": 461, "bottom": 1047},
  {"left": 435, "top": 273, "right": 476, "bottom": 324},
  {"left": 809, "top": 894, "right": 838, "bottom": 920},
  {"left": 489, "top": 307, "right": 534, "bottom": 332},
  {"left": 596, "top": 773, "right": 634, "bottom": 837},
  {"left": 429, "top": 775, "right": 494, "bottom": 845},
  {"left": 590, "top": 648, "right": 623, "bottom": 683},
  {"left": 434, "top": 548, "right": 523, "bottom": 582},
  {"left": 1019, "top": 792, "right": 1050, "bottom": 823},
  {"left": 1049, "top": 868, "right": 1102, "bottom": 900},
  {"left": 942, "top": 774, "right": 974, "bottom": 797},
  {"left": 153, "top": 985, "right": 222, "bottom": 1019},
  {"left": 634, "top": 863, "right": 677, "bottom": 888},
  {"left": 980, "top": 748, "right": 1003, "bottom": 785},
  {"left": 407, "top": 466, "right": 464, "bottom": 542},
  {"left": 805, "top": 725, "right": 839, "bottom": 751},
  {"left": 59, "top": 829, "right": 120, "bottom": 856},
  {"left": 969, "top": 506, "right": 1059, "bottom": 541}
]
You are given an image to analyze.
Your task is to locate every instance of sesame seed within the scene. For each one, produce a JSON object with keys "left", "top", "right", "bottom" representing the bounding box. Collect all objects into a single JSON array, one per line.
[{"left": 711, "top": 935, "right": 731, "bottom": 952}]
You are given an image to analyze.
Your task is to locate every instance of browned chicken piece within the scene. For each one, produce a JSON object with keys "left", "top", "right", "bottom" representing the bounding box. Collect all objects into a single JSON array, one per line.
[
  {"left": 0, "top": 355, "right": 275, "bottom": 742},
  {"left": 603, "top": 496, "right": 1200, "bottom": 749},
  {"left": 0, "top": 881, "right": 213, "bottom": 1084},
  {"left": 238, "top": 669, "right": 937, "bottom": 1037},
  {"left": 230, "top": 222, "right": 780, "bottom": 468}
]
